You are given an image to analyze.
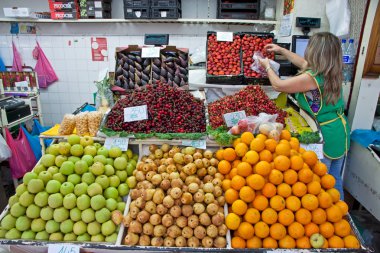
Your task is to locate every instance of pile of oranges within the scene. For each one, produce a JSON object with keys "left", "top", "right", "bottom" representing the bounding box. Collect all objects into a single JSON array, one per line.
[{"left": 217, "top": 130, "right": 360, "bottom": 249}]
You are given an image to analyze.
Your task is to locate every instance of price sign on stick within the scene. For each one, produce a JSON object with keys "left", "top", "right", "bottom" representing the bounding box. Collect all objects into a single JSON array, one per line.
[
  {"left": 182, "top": 139, "right": 207, "bottom": 150},
  {"left": 48, "top": 244, "right": 80, "bottom": 253},
  {"left": 104, "top": 137, "right": 129, "bottom": 151},
  {"left": 217, "top": 32, "right": 233, "bottom": 42},
  {"left": 223, "top": 111, "right": 246, "bottom": 127},
  {"left": 124, "top": 105, "right": 148, "bottom": 122},
  {"left": 141, "top": 47, "right": 160, "bottom": 58},
  {"left": 300, "top": 144, "right": 324, "bottom": 159}
]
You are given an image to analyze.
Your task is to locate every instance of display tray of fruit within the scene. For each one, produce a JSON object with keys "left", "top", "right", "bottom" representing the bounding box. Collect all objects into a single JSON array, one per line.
[
  {"left": 217, "top": 130, "right": 367, "bottom": 250},
  {"left": 0, "top": 135, "right": 138, "bottom": 244}
]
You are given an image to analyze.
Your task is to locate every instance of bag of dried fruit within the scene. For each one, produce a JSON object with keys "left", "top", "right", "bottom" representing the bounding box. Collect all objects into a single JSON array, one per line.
[
  {"left": 88, "top": 111, "right": 103, "bottom": 136},
  {"left": 75, "top": 112, "right": 89, "bottom": 136},
  {"left": 58, "top": 114, "right": 76, "bottom": 135}
]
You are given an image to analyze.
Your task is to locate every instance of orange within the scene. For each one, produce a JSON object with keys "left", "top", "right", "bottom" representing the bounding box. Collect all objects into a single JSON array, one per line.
[
  {"left": 304, "top": 223, "right": 320, "bottom": 237},
  {"left": 270, "top": 223, "right": 286, "bottom": 240},
  {"left": 265, "top": 139, "right": 277, "bottom": 153},
  {"left": 289, "top": 137, "right": 300, "bottom": 151},
  {"left": 244, "top": 151, "right": 260, "bottom": 165},
  {"left": 215, "top": 149, "right": 224, "bottom": 161},
  {"left": 226, "top": 213, "right": 241, "bottom": 230},
  {"left": 286, "top": 196, "right": 301, "bottom": 211},
  {"left": 321, "top": 174, "right": 336, "bottom": 190},
  {"left": 237, "top": 222, "right": 254, "bottom": 240},
  {"left": 280, "top": 129, "right": 291, "bottom": 141},
  {"left": 328, "top": 235, "right": 344, "bottom": 248},
  {"left": 256, "top": 133, "right": 267, "bottom": 141},
  {"left": 279, "top": 235, "right": 296, "bottom": 248},
  {"left": 274, "top": 155, "right": 291, "bottom": 171},
  {"left": 237, "top": 162, "right": 252, "bottom": 177},
  {"left": 218, "top": 160, "right": 232, "bottom": 175},
  {"left": 290, "top": 149, "right": 299, "bottom": 157},
  {"left": 320, "top": 222, "right": 335, "bottom": 238},
  {"left": 299, "top": 147, "right": 306, "bottom": 153},
  {"left": 232, "top": 160, "right": 241, "bottom": 169},
  {"left": 290, "top": 155, "right": 304, "bottom": 171},
  {"left": 255, "top": 161, "right": 271, "bottom": 176},
  {"left": 307, "top": 181, "right": 322, "bottom": 195},
  {"left": 262, "top": 183, "right": 277, "bottom": 198},
  {"left": 223, "top": 148, "right": 237, "bottom": 162},
  {"left": 313, "top": 174, "right": 321, "bottom": 182},
  {"left": 312, "top": 208, "right": 327, "bottom": 225},
  {"left": 277, "top": 183, "right": 292, "bottom": 198},
  {"left": 326, "top": 205, "right": 343, "bottom": 223},
  {"left": 244, "top": 208, "right": 260, "bottom": 224},
  {"left": 239, "top": 186, "right": 256, "bottom": 203},
  {"left": 288, "top": 222, "right": 305, "bottom": 239},
  {"left": 334, "top": 219, "right": 351, "bottom": 237},
  {"left": 318, "top": 192, "right": 333, "bottom": 209},
  {"left": 313, "top": 162, "right": 328, "bottom": 176},
  {"left": 278, "top": 209, "right": 294, "bottom": 226},
  {"left": 298, "top": 168, "right": 314, "bottom": 184},
  {"left": 222, "top": 179, "right": 231, "bottom": 191},
  {"left": 322, "top": 239, "right": 329, "bottom": 248},
  {"left": 252, "top": 195, "right": 268, "bottom": 211},
  {"left": 259, "top": 149, "right": 273, "bottom": 162},
  {"left": 241, "top": 132, "right": 254, "bottom": 145},
  {"left": 343, "top": 235, "right": 360, "bottom": 248},
  {"left": 296, "top": 236, "right": 311, "bottom": 249},
  {"left": 232, "top": 199, "right": 248, "bottom": 215},
  {"left": 231, "top": 237, "right": 246, "bottom": 248},
  {"left": 269, "top": 169, "right": 283, "bottom": 185},
  {"left": 263, "top": 237, "right": 278, "bottom": 248},
  {"left": 250, "top": 138, "right": 265, "bottom": 152},
  {"left": 284, "top": 169, "right": 298, "bottom": 185},
  {"left": 295, "top": 208, "right": 312, "bottom": 225},
  {"left": 275, "top": 143, "right": 291, "bottom": 157},
  {"left": 270, "top": 195, "right": 285, "bottom": 211},
  {"left": 327, "top": 188, "right": 341, "bottom": 203},
  {"left": 336, "top": 201, "right": 349, "bottom": 215},
  {"left": 302, "top": 151, "right": 318, "bottom": 167},
  {"left": 246, "top": 236, "right": 262, "bottom": 248},
  {"left": 292, "top": 182, "right": 307, "bottom": 197},
  {"left": 229, "top": 168, "right": 238, "bottom": 178},
  {"left": 262, "top": 207, "right": 278, "bottom": 225},
  {"left": 225, "top": 188, "right": 239, "bottom": 204},
  {"left": 254, "top": 222, "right": 270, "bottom": 239},
  {"left": 235, "top": 143, "right": 249, "bottom": 157},
  {"left": 301, "top": 194, "right": 319, "bottom": 211},
  {"left": 231, "top": 175, "right": 246, "bottom": 191},
  {"left": 247, "top": 174, "right": 265, "bottom": 190},
  {"left": 232, "top": 138, "right": 241, "bottom": 148}
]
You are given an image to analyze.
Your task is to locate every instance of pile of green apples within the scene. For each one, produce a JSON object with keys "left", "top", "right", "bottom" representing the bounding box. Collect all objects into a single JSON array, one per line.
[{"left": 0, "top": 135, "right": 138, "bottom": 242}]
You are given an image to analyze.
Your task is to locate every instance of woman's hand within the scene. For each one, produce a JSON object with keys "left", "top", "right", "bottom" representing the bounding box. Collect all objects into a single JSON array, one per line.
[
  {"left": 258, "top": 58, "right": 270, "bottom": 70},
  {"left": 265, "top": 44, "right": 283, "bottom": 54}
]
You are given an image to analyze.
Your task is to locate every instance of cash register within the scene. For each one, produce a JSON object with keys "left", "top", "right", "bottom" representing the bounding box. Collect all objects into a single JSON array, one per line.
[{"left": 0, "top": 95, "right": 32, "bottom": 127}]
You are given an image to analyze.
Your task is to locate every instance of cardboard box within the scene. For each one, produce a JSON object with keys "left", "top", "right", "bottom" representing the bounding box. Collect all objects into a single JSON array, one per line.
[
  {"left": 50, "top": 10, "right": 79, "bottom": 19},
  {"left": 3, "top": 7, "right": 30, "bottom": 17},
  {"left": 49, "top": 1, "right": 78, "bottom": 12}
]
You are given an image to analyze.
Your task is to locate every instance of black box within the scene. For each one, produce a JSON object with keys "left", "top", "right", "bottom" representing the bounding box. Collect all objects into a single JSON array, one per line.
[
  {"left": 86, "top": 1, "right": 112, "bottom": 11},
  {"left": 217, "top": 0, "right": 260, "bottom": 20},
  {"left": 151, "top": 7, "right": 181, "bottom": 19},
  {"left": 151, "top": 0, "right": 180, "bottom": 8},
  {"left": 219, "top": 0, "right": 259, "bottom": 10},
  {"left": 123, "top": 0, "right": 150, "bottom": 8},
  {"left": 124, "top": 7, "right": 150, "bottom": 19}
]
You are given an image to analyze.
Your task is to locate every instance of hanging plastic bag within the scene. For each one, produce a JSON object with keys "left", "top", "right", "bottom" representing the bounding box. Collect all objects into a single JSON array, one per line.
[
  {"left": 0, "top": 57, "right": 6, "bottom": 71},
  {"left": 5, "top": 128, "right": 37, "bottom": 179},
  {"left": 326, "top": 0, "right": 351, "bottom": 37},
  {"left": 251, "top": 51, "right": 280, "bottom": 76},
  {"left": 21, "top": 125, "right": 42, "bottom": 161},
  {"left": 33, "top": 41, "right": 58, "bottom": 88},
  {"left": 12, "top": 41, "right": 23, "bottom": 71},
  {"left": 0, "top": 134, "right": 11, "bottom": 162},
  {"left": 31, "top": 119, "right": 53, "bottom": 146}
]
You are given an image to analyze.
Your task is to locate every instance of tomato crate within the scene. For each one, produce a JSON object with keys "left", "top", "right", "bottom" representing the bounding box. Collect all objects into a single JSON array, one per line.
[
  {"left": 123, "top": 0, "right": 150, "bottom": 8},
  {"left": 151, "top": 0, "right": 181, "bottom": 8},
  {"left": 219, "top": 0, "right": 259, "bottom": 10},
  {"left": 151, "top": 7, "right": 181, "bottom": 19},
  {"left": 124, "top": 7, "right": 150, "bottom": 19}
]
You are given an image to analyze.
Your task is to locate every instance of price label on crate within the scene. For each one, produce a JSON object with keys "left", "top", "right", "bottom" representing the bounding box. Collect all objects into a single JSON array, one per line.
[
  {"left": 48, "top": 244, "right": 80, "bottom": 253},
  {"left": 182, "top": 139, "right": 207, "bottom": 150},
  {"left": 15, "top": 80, "right": 28, "bottom": 87},
  {"left": 301, "top": 143, "right": 324, "bottom": 159},
  {"left": 141, "top": 47, "right": 160, "bottom": 58},
  {"left": 217, "top": 32, "right": 233, "bottom": 42},
  {"left": 223, "top": 111, "right": 246, "bottom": 127},
  {"left": 104, "top": 137, "right": 129, "bottom": 151},
  {"left": 124, "top": 105, "right": 148, "bottom": 122}
]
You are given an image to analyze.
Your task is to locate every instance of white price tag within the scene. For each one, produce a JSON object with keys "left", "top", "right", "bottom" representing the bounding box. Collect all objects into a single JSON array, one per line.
[
  {"left": 182, "top": 139, "right": 207, "bottom": 150},
  {"left": 301, "top": 143, "right": 324, "bottom": 159},
  {"left": 104, "top": 137, "right": 129, "bottom": 151},
  {"left": 124, "top": 105, "right": 148, "bottom": 122},
  {"left": 216, "top": 32, "right": 233, "bottom": 42},
  {"left": 94, "top": 1, "right": 102, "bottom": 8},
  {"left": 15, "top": 81, "right": 28, "bottom": 88},
  {"left": 48, "top": 244, "right": 80, "bottom": 253},
  {"left": 141, "top": 47, "right": 160, "bottom": 58},
  {"left": 223, "top": 111, "right": 246, "bottom": 127}
]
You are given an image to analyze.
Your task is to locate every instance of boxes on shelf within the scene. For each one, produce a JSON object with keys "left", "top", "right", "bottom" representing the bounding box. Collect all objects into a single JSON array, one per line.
[
  {"left": 217, "top": 0, "right": 260, "bottom": 20},
  {"left": 49, "top": 0, "right": 79, "bottom": 19},
  {"left": 3, "top": 7, "right": 31, "bottom": 17},
  {"left": 124, "top": 7, "right": 150, "bottom": 19},
  {"left": 151, "top": 0, "right": 180, "bottom": 8},
  {"left": 151, "top": 7, "right": 181, "bottom": 19},
  {"left": 79, "top": 0, "right": 112, "bottom": 19},
  {"left": 123, "top": 0, "right": 150, "bottom": 8},
  {"left": 50, "top": 10, "right": 79, "bottom": 19}
]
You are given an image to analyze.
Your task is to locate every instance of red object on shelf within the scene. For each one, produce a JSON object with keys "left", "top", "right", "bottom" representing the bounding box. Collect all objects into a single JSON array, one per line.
[{"left": 48, "top": 0, "right": 79, "bottom": 19}]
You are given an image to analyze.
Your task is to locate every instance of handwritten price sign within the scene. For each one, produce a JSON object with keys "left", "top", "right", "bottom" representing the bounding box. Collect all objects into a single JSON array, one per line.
[
  {"left": 223, "top": 111, "right": 246, "bottom": 127},
  {"left": 217, "top": 32, "right": 233, "bottom": 42},
  {"left": 301, "top": 143, "right": 324, "bottom": 159},
  {"left": 48, "top": 244, "right": 79, "bottom": 253},
  {"left": 141, "top": 47, "right": 160, "bottom": 58},
  {"left": 104, "top": 137, "right": 129, "bottom": 151},
  {"left": 182, "top": 139, "right": 207, "bottom": 150},
  {"left": 124, "top": 105, "right": 148, "bottom": 122}
]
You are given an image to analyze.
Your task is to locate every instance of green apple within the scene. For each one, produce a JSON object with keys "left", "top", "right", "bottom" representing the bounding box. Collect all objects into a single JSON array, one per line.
[
  {"left": 19, "top": 191, "right": 35, "bottom": 207},
  {"left": 45, "top": 220, "right": 60, "bottom": 234},
  {"left": 1, "top": 214, "right": 17, "bottom": 230},
  {"left": 23, "top": 172, "right": 38, "bottom": 185},
  {"left": 132, "top": 154, "right": 138, "bottom": 161},
  {"left": 8, "top": 195, "right": 19, "bottom": 207},
  {"left": 109, "top": 175, "right": 120, "bottom": 188},
  {"left": 84, "top": 146, "right": 97, "bottom": 157},
  {"left": 68, "top": 174, "right": 81, "bottom": 185},
  {"left": 60, "top": 182, "right": 74, "bottom": 195},
  {"left": 82, "top": 172, "right": 95, "bottom": 185},
  {"left": 55, "top": 155, "right": 68, "bottom": 167},
  {"left": 33, "top": 164, "right": 46, "bottom": 175},
  {"left": 74, "top": 160, "right": 89, "bottom": 175},
  {"left": 26, "top": 204, "right": 41, "bottom": 219},
  {"left": 74, "top": 182, "right": 88, "bottom": 196},
  {"left": 94, "top": 143, "right": 102, "bottom": 150},
  {"left": 15, "top": 216, "right": 31, "bottom": 231},
  {"left": 48, "top": 193, "right": 63, "bottom": 208},
  {"left": 121, "top": 154, "right": 128, "bottom": 161},
  {"left": 126, "top": 176, "right": 137, "bottom": 189},
  {"left": 34, "top": 191, "right": 49, "bottom": 207},
  {"left": 41, "top": 154, "right": 56, "bottom": 167},
  {"left": 40, "top": 206, "right": 54, "bottom": 221},
  {"left": 310, "top": 233, "right": 325, "bottom": 248},
  {"left": 60, "top": 161, "right": 75, "bottom": 175},
  {"left": 63, "top": 193, "right": 77, "bottom": 209},
  {"left": 27, "top": 179, "right": 44, "bottom": 194},
  {"left": 117, "top": 202, "right": 126, "bottom": 212},
  {"left": 114, "top": 157, "right": 127, "bottom": 170},
  {"left": 73, "top": 221, "right": 87, "bottom": 236},
  {"left": 109, "top": 147, "right": 122, "bottom": 158},
  {"left": 104, "top": 165, "right": 115, "bottom": 176},
  {"left": 91, "top": 234, "right": 105, "bottom": 242},
  {"left": 35, "top": 231, "right": 49, "bottom": 240},
  {"left": 68, "top": 134, "right": 81, "bottom": 145},
  {"left": 53, "top": 207, "right": 69, "bottom": 223},
  {"left": 118, "top": 183, "right": 129, "bottom": 196},
  {"left": 38, "top": 171, "right": 52, "bottom": 185},
  {"left": 87, "top": 221, "right": 101, "bottom": 236},
  {"left": 104, "top": 187, "right": 119, "bottom": 200},
  {"left": 95, "top": 175, "right": 109, "bottom": 189},
  {"left": 21, "top": 230, "right": 36, "bottom": 240},
  {"left": 70, "top": 144, "right": 84, "bottom": 157},
  {"left": 76, "top": 195, "right": 91, "bottom": 210},
  {"left": 80, "top": 136, "right": 94, "bottom": 147},
  {"left": 16, "top": 183, "right": 27, "bottom": 197},
  {"left": 68, "top": 156, "right": 81, "bottom": 164},
  {"left": 5, "top": 228, "right": 21, "bottom": 239},
  {"left": 60, "top": 219, "right": 74, "bottom": 234},
  {"left": 106, "top": 198, "right": 118, "bottom": 211},
  {"left": 59, "top": 142, "right": 71, "bottom": 156},
  {"left": 81, "top": 208, "right": 95, "bottom": 223},
  {"left": 90, "top": 162, "right": 105, "bottom": 176},
  {"left": 94, "top": 155, "right": 107, "bottom": 165},
  {"left": 63, "top": 233, "right": 77, "bottom": 241},
  {"left": 87, "top": 183, "right": 103, "bottom": 197},
  {"left": 106, "top": 158, "right": 114, "bottom": 166},
  {"left": 82, "top": 155, "right": 94, "bottom": 166},
  {"left": 31, "top": 218, "right": 46, "bottom": 232},
  {"left": 105, "top": 233, "right": 118, "bottom": 243},
  {"left": 70, "top": 208, "right": 82, "bottom": 222},
  {"left": 91, "top": 195, "right": 106, "bottom": 211},
  {"left": 101, "top": 220, "right": 116, "bottom": 236},
  {"left": 52, "top": 173, "right": 66, "bottom": 183},
  {"left": 116, "top": 170, "right": 127, "bottom": 182},
  {"left": 47, "top": 144, "right": 60, "bottom": 156},
  {"left": 95, "top": 208, "right": 111, "bottom": 223},
  {"left": 49, "top": 232, "right": 63, "bottom": 241},
  {"left": 46, "top": 180, "right": 61, "bottom": 194},
  {"left": 97, "top": 147, "right": 109, "bottom": 158},
  {"left": 76, "top": 232, "right": 90, "bottom": 242},
  {"left": 129, "top": 159, "right": 137, "bottom": 168},
  {"left": 47, "top": 166, "right": 59, "bottom": 175},
  {"left": 126, "top": 149, "right": 133, "bottom": 159},
  {"left": 126, "top": 163, "right": 134, "bottom": 176}
]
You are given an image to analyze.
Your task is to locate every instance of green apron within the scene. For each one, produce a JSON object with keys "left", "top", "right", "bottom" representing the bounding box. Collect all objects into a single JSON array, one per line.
[{"left": 295, "top": 70, "right": 350, "bottom": 159}]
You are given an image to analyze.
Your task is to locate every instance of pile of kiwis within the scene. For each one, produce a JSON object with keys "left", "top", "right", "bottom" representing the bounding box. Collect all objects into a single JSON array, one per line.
[{"left": 123, "top": 144, "right": 227, "bottom": 248}]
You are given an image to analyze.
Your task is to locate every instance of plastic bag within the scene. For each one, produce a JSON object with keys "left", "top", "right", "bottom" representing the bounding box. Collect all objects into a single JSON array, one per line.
[
  {"left": 5, "top": 127, "right": 37, "bottom": 179},
  {"left": 58, "top": 114, "right": 76, "bottom": 135},
  {"left": 34, "top": 41, "right": 58, "bottom": 88},
  {"left": 75, "top": 112, "right": 89, "bottom": 136},
  {"left": 12, "top": 41, "right": 23, "bottom": 71},
  {"left": 326, "top": 0, "right": 351, "bottom": 37},
  {"left": 95, "top": 76, "right": 114, "bottom": 114},
  {"left": 0, "top": 134, "right": 11, "bottom": 162},
  {"left": 190, "top": 46, "right": 206, "bottom": 65},
  {"left": 0, "top": 57, "right": 6, "bottom": 71},
  {"left": 21, "top": 125, "right": 42, "bottom": 161},
  {"left": 251, "top": 51, "right": 280, "bottom": 76},
  {"left": 88, "top": 111, "right": 103, "bottom": 136},
  {"left": 31, "top": 119, "right": 53, "bottom": 147}
]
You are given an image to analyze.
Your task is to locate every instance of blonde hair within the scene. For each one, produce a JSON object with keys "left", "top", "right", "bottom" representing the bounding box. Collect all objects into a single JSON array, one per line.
[{"left": 304, "top": 32, "right": 343, "bottom": 105}]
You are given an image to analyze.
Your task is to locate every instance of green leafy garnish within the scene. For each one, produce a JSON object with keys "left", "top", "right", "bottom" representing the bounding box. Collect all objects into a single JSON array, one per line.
[
  {"left": 206, "top": 126, "right": 238, "bottom": 146},
  {"left": 296, "top": 131, "right": 321, "bottom": 144}
]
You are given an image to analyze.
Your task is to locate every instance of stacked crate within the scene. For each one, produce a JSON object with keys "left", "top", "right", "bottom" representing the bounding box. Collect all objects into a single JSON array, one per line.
[
  {"left": 48, "top": 0, "right": 80, "bottom": 19},
  {"left": 124, "top": 0, "right": 150, "bottom": 19},
  {"left": 79, "top": 0, "right": 112, "bottom": 19},
  {"left": 123, "top": 0, "right": 181, "bottom": 19},
  {"left": 217, "top": 0, "right": 260, "bottom": 20}
]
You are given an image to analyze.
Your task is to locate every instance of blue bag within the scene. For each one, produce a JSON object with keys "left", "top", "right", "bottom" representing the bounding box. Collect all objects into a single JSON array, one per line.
[
  {"left": 31, "top": 119, "right": 53, "bottom": 146},
  {"left": 21, "top": 125, "right": 42, "bottom": 161},
  {"left": 0, "top": 57, "right": 5, "bottom": 71},
  {"left": 351, "top": 129, "right": 380, "bottom": 148}
]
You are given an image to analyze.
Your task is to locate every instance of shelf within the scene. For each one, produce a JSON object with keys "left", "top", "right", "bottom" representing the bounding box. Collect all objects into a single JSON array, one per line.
[{"left": 0, "top": 18, "right": 278, "bottom": 25}]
